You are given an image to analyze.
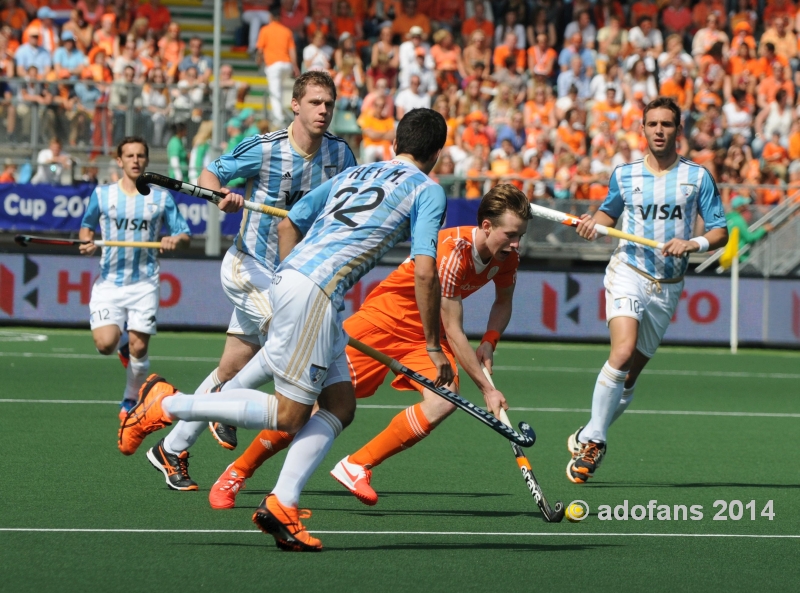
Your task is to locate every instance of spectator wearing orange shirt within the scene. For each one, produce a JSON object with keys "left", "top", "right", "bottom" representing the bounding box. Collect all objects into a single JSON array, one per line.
[
  {"left": 730, "top": 21, "right": 756, "bottom": 54},
  {"left": 758, "top": 167, "right": 784, "bottom": 205},
  {"left": 630, "top": 0, "right": 659, "bottom": 24},
  {"left": 23, "top": 8, "right": 58, "bottom": 55},
  {"left": 256, "top": 10, "right": 299, "bottom": 127},
  {"left": 333, "top": 0, "right": 362, "bottom": 42},
  {"left": 158, "top": 22, "right": 185, "bottom": 79},
  {"left": 1, "top": 0, "right": 28, "bottom": 33},
  {"left": 357, "top": 95, "right": 395, "bottom": 162},
  {"left": 556, "top": 109, "right": 587, "bottom": 157},
  {"left": 760, "top": 17, "right": 797, "bottom": 64},
  {"left": 528, "top": 33, "right": 557, "bottom": 80},
  {"left": 788, "top": 120, "right": 800, "bottom": 160},
  {"left": 462, "top": 2, "right": 494, "bottom": 41},
  {"left": 391, "top": 0, "right": 431, "bottom": 40},
  {"left": 459, "top": 111, "right": 491, "bottom": 159},
  {"left": 757, "top": 61, "right": 795, "bottom": 109},
  {"left": 758, "top": 41, "right": 790, "bottom": 78},
  {"left": 493, "top": 32, "right": 525, "bottom": 74},
  {"left": 659, "top": 63, "right": 693, "bottom": 115},
  {"left": 430, "top": 30, "right": 465, "bottom": 90},
  {"left": 764, "top": 0, "right": 797, "bottom": 25},
  {"left": 430, "top": 0, "right": 464, "bottom": 31},
  {"left": 762, "top": 131, "right": 790, "bottom": 179},
  {"left": 692, "top": 0, "right": 727, "bottom": 29},
  {"left": 589, "top": 87, "right": 622, "bottom": 135},
  {"left": 93, "top": 14, "right": 121, "bottom": 60},
  {"left": 136, "top": 0, "right": 172, "bottom": 36}
]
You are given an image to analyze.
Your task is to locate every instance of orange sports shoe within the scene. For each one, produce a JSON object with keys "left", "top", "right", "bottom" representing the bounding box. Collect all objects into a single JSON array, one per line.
[
  {"left": 208, "top": 463, "right": 246, "bottom": 510},
  {"left": 252, "top": 494, "right": 322, "bottom": 552},
  {"left": 118, "top": 374, "right": 177, "bottom": 456},
  {"left": 330, "top": 456, "right": 378, "bottom": 506}
]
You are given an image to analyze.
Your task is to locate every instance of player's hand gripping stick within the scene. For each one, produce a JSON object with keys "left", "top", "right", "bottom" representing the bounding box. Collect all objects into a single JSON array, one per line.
[{"left": 529, "top": 203, "right": 665, "bottom": 250}]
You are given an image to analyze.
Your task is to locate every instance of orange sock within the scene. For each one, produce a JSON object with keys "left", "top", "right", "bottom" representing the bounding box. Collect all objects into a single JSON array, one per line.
[
  {"left": 232, "top": 430, "right": 293, "bottom": 478},
  {"left": 349, "top": 403, "right": 432, "bottom": 468}
]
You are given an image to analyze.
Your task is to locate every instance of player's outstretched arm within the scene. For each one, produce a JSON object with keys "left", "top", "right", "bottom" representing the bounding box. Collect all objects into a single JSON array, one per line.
[
  {"left": 277, "top": 218, "right": 304, "bottom": 261},
  {"left": 415, "top": 255, "right": 454, "bottom": 388},
  {"left": 441, "top": 295, "right": 507, "bottom": 417}
]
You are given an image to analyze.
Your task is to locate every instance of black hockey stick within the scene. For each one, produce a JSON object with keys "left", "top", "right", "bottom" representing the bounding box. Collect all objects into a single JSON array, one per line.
[
  {"left": 136, "top": 172, "right": 288, "bottom": 218},
  {"left": 483, "top": 367, "right": 565, "bottom": 520}
]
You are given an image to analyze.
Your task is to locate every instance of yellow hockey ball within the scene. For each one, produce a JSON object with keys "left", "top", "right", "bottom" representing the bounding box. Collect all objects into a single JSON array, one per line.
[{"left": 565, "top": 502, "right": 587, "bottom": 522}]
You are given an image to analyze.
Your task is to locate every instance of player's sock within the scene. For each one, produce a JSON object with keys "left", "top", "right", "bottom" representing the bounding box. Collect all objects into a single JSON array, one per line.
[
  {"left": 162, "top": 368, "right": 225, "bottom": 454},
  {"left": 349, "top": 403, "right": 432, "bottom": 468},
  {"left": 610, "top": 382, "right": 636, "bottom": 425},
  {"left": 222, "top": 351, "right": 274, "bottom": 390},
  {"left": 579, "top": 362, "right": 627, "bottom": 443},
  {"left": 123, "top": 353, "right": 150, "bottom": 401},
  {"left": 195, "top": 368, "right": 221, "bottom": 394},
  {"left": 232, "top": 430, "right": 294, "bottom": 478},
  {"left": 162, "top": 389, "right": 279, "bottom": 431},
  {"left": 271, "top": 409, "right": 342, "bottom": 507}
]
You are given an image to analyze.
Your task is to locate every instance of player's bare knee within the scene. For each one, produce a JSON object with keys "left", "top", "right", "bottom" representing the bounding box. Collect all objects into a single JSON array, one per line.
[
  {"left": 318, "top": 382, "right": 356, "bottom": 428},
  {"left": 95, "top": 340, "right": 116, "bottom": 356},
  {"left": 275, "top": 395, "right": 313, "bottom": 434},
  {"left": 421, "top": 390, "right": 456, "bottom": 425}
]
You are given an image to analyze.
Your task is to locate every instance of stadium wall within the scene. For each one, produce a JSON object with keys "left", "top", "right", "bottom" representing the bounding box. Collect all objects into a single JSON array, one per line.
[{"left": 2, "top": 254, "right": 800, "bottom": 347}]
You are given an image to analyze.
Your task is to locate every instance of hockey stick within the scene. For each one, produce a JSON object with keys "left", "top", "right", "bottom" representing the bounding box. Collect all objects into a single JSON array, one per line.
[
  {"left": 482, "top": 366, "right": 565, "bottom": 521},
  {"left": 136, "top": 172, "right": 289, "bottom": 218},
  {"left": 14, "top": 234, "right": 163, "bottom": 249},
  {"left": 529, "top": 203, "right": 665, "bottom": 249},
  {"left": 138, "top": 173, "right": 536, "bottom": 446},
  {"left": 350, "top": 340, "right": 536, "bottom": 447}
]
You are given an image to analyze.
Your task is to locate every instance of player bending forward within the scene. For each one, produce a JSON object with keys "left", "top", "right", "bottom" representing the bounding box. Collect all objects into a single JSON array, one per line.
[
  {"left": 567, "top": 97, "right": 728, "bottom": 484},
  {"left": 118, "top": 108, "right": 452, "bottom": 551},
  {"left": 80, "top": 136, "right": 190, "bottom": 419},
  {"left": 135, "top": 72, "right": 356, "bottom": 492},
  {"left": 207, "top": 184, "right": 530, "bottom": 509}
]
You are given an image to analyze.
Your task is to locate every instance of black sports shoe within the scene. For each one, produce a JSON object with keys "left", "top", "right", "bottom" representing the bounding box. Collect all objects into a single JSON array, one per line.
[
  {"left": 566, "top": 440, "right": 607, "bottom": 484},
  {"left": 209, "top": 422, "right": 238, "bottom": 450},
  {"left": 146, "top": 438, "right": 198, "bottom": 491}
]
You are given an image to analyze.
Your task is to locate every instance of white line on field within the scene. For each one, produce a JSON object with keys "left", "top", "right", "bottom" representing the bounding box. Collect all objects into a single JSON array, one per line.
[
  {"left": 493, "top": 366, "right": 800, "bottom": 380},
  {"left": 2, "top": 351, "right": 798, "bottom": 380},
  {"left": 1, "top": 399, "right": 798, "bottom": 418},
  {"left": 0, "top": 528, "right": 796, "bottom": 539}
]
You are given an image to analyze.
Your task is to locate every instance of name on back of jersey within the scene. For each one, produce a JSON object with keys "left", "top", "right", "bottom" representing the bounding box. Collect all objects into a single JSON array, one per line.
[{"left": 345, "top": 162, "right": 409, "bottom": 185}]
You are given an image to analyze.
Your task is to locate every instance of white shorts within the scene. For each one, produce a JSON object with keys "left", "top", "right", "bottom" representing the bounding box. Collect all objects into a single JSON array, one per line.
[
  {"left": 604, "top": 257, "right": 684, "bottom": 359},
  {"left": 220, "top": 247, "right": 273, "bottom": 339},
  {"left": 89, "top": 278, "right": 159, "bottom": 335},
  {"left": 262, "top": 269, "right": 350, "bottom": 406}
]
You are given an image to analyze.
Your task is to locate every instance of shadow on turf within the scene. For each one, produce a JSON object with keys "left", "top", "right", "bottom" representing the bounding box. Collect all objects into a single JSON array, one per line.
[
  {"left": 182, "top": 542, "right": 612, "bottom": 552},
  {"left": 587, "top": 482, "right": 800, "bottom": 489},
  {"left": 239, "top": 490, "right": 513, "bottom": 499}
]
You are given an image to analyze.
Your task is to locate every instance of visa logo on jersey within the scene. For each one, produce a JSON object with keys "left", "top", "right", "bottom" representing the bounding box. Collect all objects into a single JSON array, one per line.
[
  {"left": 114, "top": 218, "right": 151, "bottom": 231},
  {"left": 637, "top": 204, "right": 684, "bottom": 220}
]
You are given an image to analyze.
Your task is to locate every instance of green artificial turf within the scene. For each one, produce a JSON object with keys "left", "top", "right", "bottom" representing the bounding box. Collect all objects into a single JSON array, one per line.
[{"left": 1, "top": 328, "right": 799, "bottom": 592}]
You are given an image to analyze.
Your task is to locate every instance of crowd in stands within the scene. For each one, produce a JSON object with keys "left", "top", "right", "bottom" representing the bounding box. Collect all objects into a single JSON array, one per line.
[{"left": 2, "top": 0, "right": 800, "bottom": 205}]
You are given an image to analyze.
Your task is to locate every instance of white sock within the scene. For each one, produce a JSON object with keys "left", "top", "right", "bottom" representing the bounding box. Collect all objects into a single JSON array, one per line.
[
  {"left": 610, "top": 383, "right": 636, "bottom": 425},
  {"left": 123, "top": 354, "right": 149, "bottom": 401},
  {"left": 580, "top": 362, "right": 628, "bottom": 444},
  {"left": 223, "top": 350, "right": 274, "bottom": 390},
  {"left": 163, "top": 368, "right": 225, "bottom": 455},
  {"left": 162, "top": 389, "right": 278, "bottom": 431},
  {"left": 271, "top": 409, "right": 343, "bottom": 507}
]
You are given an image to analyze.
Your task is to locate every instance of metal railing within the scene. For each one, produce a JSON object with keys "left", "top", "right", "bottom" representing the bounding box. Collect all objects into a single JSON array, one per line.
[{"left": 0, "top": 77, "right": 256, "bottom": 159}]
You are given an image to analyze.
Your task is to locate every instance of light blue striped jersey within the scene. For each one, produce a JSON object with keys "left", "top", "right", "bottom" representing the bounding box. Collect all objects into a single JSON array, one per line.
[
  {"left": 207, "top": 124, "right": 357, "bottom": 273},
  {"left": 81, "top": 183, "right": 190, "bottom": 286},
  {"left": 599, "top": 156, "right": 726, "bottom": 280},
  {"left": 282, "top": 158, "right": 447, "bottom": 310}
]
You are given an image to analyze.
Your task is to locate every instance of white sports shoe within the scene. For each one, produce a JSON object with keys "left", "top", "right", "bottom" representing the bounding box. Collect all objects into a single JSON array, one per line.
[
  {"left": 330, "top": 457, "right": 378, "bottom": 506},
  {"left": 567, "top": 426, "right": 585, "bottom": 458}
]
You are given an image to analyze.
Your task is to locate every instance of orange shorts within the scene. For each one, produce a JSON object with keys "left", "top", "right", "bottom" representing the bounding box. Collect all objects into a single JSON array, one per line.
[{"left": 344, "top": 313, "right": 458, "bottom": 399}]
